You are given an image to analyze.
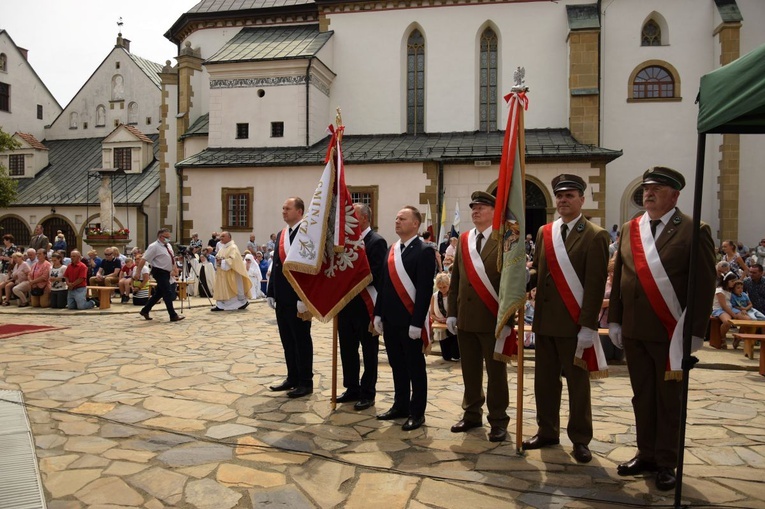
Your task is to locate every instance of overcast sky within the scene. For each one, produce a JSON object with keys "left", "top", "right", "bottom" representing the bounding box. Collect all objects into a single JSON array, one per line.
[{"left": 1, "top": 0, "right": 199, "bottom": 107}]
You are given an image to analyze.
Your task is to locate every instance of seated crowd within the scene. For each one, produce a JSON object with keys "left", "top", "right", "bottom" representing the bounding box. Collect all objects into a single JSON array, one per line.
[{"left": 0, "top": 230, "right": 275, "bottom": 310}]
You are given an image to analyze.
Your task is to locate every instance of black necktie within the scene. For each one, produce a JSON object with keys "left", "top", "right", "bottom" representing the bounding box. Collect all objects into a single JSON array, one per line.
[
  {"left": 561, "top": 224, "right": 569, "bottom": 243},
  {"left": 400, "top": 242, "right": 406, "bottom": 252},
  {"left": 476, "top": 232, "right": 484, "bottom": 253},
  {"left": 650, "top": 219, "right": 661, "bottom": 239}
]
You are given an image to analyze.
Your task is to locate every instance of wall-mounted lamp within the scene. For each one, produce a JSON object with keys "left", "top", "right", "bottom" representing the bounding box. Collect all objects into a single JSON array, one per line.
[{"left": 51, "top": 207, "right": 56, "bottom": 214}]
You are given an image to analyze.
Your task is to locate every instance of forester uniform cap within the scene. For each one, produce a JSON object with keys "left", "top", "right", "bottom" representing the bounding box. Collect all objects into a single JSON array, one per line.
[
  {"left": 469, "top": 191, "right": 496, "bottom": 208},
  {"left": 552, "top": 174, "right": 586, "bottom": 194},
  {"left": 642, "top": 166, "right": 685, "bottom": 190}
]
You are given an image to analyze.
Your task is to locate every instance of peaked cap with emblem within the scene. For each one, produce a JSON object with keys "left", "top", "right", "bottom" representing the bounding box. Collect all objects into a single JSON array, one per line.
[
  {"left": 642, "top": 166, "right": 685, "bottom": 190},
  {"left": 469, "top": 190, "right": 496, "bottom": 208},
  {"left": 551, "top": 174, "right": 586, "bottom": 194}
]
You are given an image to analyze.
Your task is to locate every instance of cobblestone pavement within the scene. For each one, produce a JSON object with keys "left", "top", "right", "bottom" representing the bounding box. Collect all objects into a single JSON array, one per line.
[{"left": 1, "top": 299, "right": 764, "bottom": 509}]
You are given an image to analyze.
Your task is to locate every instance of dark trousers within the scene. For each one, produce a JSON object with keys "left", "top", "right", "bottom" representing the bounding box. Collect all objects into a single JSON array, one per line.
[
  {"left": 457, "top": 329, "right": 509, "bottom": 427},
  {"left": 142, "top": 268, "right": 178, "bottom": 319},
  {"left": 50, "top": 290, "right": 68, "bottom": 309},
  {"left": 338, "top": 303, "right": 379, "bottom": 399},
  {"left": 276, "top": 305, "right": 313, "bottom": 389},
  {"left": 533, "top": 334, "right": 593, "bottom": 445},
  {"left": 383, "top": 323, "right": 427, "bottom": 418},
  {"left": 624, "top": 337, "right": 682, "bottom": 468},
  {"left": 440, "top": 331, "right": 460, "bottom": 360}
]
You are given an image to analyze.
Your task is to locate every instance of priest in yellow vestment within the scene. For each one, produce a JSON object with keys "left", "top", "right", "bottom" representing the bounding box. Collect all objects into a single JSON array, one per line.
[{"left": 212, "top": 232, "right": 252, "bottom": 311}]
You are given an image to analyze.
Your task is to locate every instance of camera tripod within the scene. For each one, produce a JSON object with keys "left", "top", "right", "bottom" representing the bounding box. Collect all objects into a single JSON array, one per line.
[{"left": 178, "top": 251, "right": 213, "bottom": 312}]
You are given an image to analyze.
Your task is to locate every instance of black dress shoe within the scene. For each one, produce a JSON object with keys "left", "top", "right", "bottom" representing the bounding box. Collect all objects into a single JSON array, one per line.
[
  {"left": 211, "top": 306, "right": 224, "bottom": 311},
  {"left": 655, "top": 467, "right": 676, "bottom": 491},
  {"left": 572, "top": 443, "right": 592, "bottom": 463},
  {"left": 170, "top": 315, "right": 186, "bottom": 322},
  {"left": 402, "top": 415, "right": 425, "bottom": 431},
  {"left": 617, "top": 457, "right": 658, "bottom": 476},
  {"left": 269, "top": 380, "right": 296, "bottom": 392},
  {"left": 238, "top": 301, "right": 249, "bottom": 310},
  {"left": 335, "top": 390, "right": 360, "bottom": 403},
  {"left": 488, "top": 426, "right": 507, "bottom": 442},
  {"left": 376, "top": 407, "right": 408, "bottom": 420},
  {"left": 287, "top": 387, "right": 313, "bottom": 399},
  {"left": 139, "top": 310, "right": 152, "bottom": 321},
  {"left": 450, "top": 419, "right": 483, "bottom": 433},
  {"left": 353, "top": 399, "right": 375, "bottom": 411},
  {"left": 522, "top": 435, "right": 560, "bottom": 450}
]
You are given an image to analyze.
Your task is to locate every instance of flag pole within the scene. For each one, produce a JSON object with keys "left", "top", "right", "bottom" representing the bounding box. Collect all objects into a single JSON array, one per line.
[
  {"left": 515, "top": 87, "right": 528, "bottom": 455},
  {"left": 330, "top": 107, "right": 344, "bottom": 412}
]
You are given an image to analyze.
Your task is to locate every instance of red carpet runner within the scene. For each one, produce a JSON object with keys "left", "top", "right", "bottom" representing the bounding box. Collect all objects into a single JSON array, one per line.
[{"left": 0, "top": 324, "right": 68, "bottom": 339}]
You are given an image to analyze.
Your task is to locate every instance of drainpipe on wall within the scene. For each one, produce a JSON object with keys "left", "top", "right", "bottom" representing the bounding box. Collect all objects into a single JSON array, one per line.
[
  {"left": 139, "top": 205, "right": 150, "bottom": 248},
  {"left": 177, "top": 166, "right": 184, "bottom": 242},
  {"left": 437, "top": 161, "right": 444, "bottom": 232},
  {"left": 305, "top": 57, "right": 314, "bottom": 147}
]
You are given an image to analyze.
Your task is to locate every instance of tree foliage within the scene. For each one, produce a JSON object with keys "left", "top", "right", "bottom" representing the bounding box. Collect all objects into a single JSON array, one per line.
[{"left": 0, "top": 128, "right": 20, "bottom": 207}]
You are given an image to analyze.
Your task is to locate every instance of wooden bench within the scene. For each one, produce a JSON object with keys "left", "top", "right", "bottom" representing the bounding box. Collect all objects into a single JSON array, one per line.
[
  {"left": 731, "top": 333, "right": 764, "bottom": 360},
  {"left": 706, "top": 317, "right": 724, "bottom": 349},
  {"left": 85, "top": 286, "right": 116, "bottom": 310}
]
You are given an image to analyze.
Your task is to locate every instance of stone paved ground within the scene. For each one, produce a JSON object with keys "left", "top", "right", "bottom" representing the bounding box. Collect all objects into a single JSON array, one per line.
[{"left": 1, "top": 300, "right": 764, "bottom": 509}]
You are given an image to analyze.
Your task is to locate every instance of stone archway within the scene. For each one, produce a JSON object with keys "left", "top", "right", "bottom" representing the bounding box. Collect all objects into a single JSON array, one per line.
[
  {"left": 485, "top": 178, "right": 549, "bottom": 238},
  {"left": 41, "top": 216, "right": 77, "bottom": 256}
]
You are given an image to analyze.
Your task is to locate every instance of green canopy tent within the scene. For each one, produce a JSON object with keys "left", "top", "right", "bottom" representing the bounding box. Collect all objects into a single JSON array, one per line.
[{"left": 675, "top": 43, "right": 765, "bottom": 508}]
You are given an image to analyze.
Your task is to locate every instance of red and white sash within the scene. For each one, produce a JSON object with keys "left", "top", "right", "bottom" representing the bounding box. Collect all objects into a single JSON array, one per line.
[
  {"left": 542, "top": 220, "right": 608, "bottom": 378},
  {"left": 387, "top": 241, "right": 430, "bottom": 351},
  {"left": 278, "top": 227, "right": 292, "bottom": 262},
  {"left": 460, "top": 231, "right": 518, "bottom": 360},
  {"left": 360, "top": 286, "right": 377, "bottom": 321},
  {"left": 630, "top": 214, "right": 684, "bottom": 380}
]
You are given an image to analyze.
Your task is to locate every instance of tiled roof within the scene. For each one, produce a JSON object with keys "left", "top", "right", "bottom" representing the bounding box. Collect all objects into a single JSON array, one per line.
[
  {"left": 119, "top": 124, "right": 154, "bottom": 144},
  {"left": 182, "top": 113, "right": 210, "bottom": 139},
  {"left": 12, "top": 136, "right": 160, "bottom": 207},
  {"left": 187, "top": 0, "right": 315, "bottom": 13},
  {"left": 127, "top": 52, "right": 165, "bottom": 89},
  {"left": 177, "top": 129, "right": 622, "bottom": 168},
  {"left": 15, "top": 133, "right": 48, "bottom": 151},
  {"left": 206, "top": 25, "right": 332, "bottom": 63}
]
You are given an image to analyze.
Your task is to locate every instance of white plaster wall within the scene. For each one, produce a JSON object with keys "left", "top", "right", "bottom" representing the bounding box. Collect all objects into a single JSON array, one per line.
[
  {"left": 0, "top": 32, "right": 61, "bottom": 140},
  {"left": 46, "top": 47, "right": 161, "bottom": 140},
  {"left": 601, "top": 0, "right": 719, "bottom": 229},
  {"left": 325, "top": 2, "right": 570, "bottom": 134}
]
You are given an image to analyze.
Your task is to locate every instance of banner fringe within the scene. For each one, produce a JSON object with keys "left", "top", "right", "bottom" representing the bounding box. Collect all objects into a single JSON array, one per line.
[{"left": 665, "top": 370, "right": 683, "bottom": 381}]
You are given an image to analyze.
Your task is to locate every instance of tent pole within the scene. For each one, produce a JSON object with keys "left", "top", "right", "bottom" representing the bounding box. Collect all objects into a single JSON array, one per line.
[{"left": 674, "top": 132, "right": 707, "bottom": 508}]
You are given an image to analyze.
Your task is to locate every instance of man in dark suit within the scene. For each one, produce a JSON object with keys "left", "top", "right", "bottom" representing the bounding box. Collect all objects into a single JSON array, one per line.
[
  {"left": 523, "top": 174, "right": 610, "bottom": 464},
  {"left": 446, "top": 191, "right": 509, "bottom": 442},
  {"left": 373, "top": 206, "right": 437, "bottom": 431},
  {"left": 609, "top": 167, "right": 716, "bottom": 491},
  {"left": 267, "top": 197, "right": 314, "bottom": 399},
  {"left": 336, "top": 203, "right": 389, "bottom": 411}
]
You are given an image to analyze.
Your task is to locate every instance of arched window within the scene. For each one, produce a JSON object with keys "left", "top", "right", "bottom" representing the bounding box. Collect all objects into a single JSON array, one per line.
[
  {"left": 0, "top": 53, "right": 7, "bottom": 72},
  {"left": 632, "top": 66, "right": 674, "bottom": 99},
  {"left": 641, "top": 20, "right": 661, "bottom": 46},
  {"left": 96, "top": 105, "right": 106, "bottom": 127},
  {"left": 406, "top": 29, "right": 425, "bottom": 135},
  {"left": 128, "top": 102, "right": 138, "bottom": 125},
  {"left": 479, "top": 28, "right": 498, "bottom": 132}
]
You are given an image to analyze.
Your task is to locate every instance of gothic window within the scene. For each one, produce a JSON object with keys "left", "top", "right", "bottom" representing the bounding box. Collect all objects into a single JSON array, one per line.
[
  {"left": 632, "top": 66, "right": 674, "bottom": 99},
  {"left": 222, "top": 187, "right": 253, "bottom": 231},
  {"left": 96, "top": 105, "right": 106, "bottom": 126},
  {"left": 114, "top": 148, "right": 132, "bottom": 171},
  {"left": 128, "top": 102, "right": 138, "bottom": 124},
  {"left": 479, "top": 28, "right": 498, "bottom": 132},
  {"left": 406, "top": 29, "right": 425, "bottom": 135},
  {"left": 641, "top": 20, "right": 661, "bottom": 46},
  {"left": 69, "top": 112, "right": 78, "bottom": 129}
]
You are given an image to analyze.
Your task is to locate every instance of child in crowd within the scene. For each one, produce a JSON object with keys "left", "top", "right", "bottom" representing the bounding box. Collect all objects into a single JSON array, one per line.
[
  {"left": 711, "top": 271, "right": 748, "bottom": 349},
  {"left": 118, "top": 258, "right": 135, "bottom": 303},
  {"left": 523, "top": 287, "right": 536, "bottom": 348},
  {"left": 731, "top": 280, "right": 765, "bottom": 321}
]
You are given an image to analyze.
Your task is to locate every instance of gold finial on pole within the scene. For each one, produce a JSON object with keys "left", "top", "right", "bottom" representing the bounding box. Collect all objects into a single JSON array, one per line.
[{"left": 335, "top": 107, "right": 344, "bottom": 142}]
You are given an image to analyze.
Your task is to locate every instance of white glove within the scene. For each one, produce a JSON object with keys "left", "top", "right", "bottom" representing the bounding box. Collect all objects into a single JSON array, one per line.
[
  {"left": 220, "top": 259, "right": 230, "bottom": 271},
  {"left": 297, "top": 300, "right": 307, "bottom": 314},
  {"left": 608, "top": 323, "right": 623, "bottom": 349},
  {"left": 267, "top": 297, "right": 276, "bottom": 310},
  {"left": 409, "top": 326, "right": 422, "bottom": 340},
  {"left": 691, "top": 335, "right": 704, "bottom": 353},
  {"left": 373, "top": 316, "right": 384, "bottom": 335},
  {"left": 576, "top": 326, "right": 598, "bottom": 349},
  {"left": 446, "top": 317, "right": 458, "bottom": 335}
]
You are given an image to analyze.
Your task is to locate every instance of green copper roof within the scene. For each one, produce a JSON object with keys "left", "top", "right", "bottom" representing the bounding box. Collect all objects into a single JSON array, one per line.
[
  {"left": 714, "top": 0, "right": 742, "bottom": 23},
  {"left": 176, "top": 129, "right": 622, "bottom": 168},
  {"left": 188, "top": 0, "right": 315, "bottom": 13},
  {"left": 206, "top": 25, "right": 332, "bottom": 64},
  {"left": 566, "top": 4, "right": 600, "bottom": 31},
  {"left": 182, "top": 113, "right": 210, "bottom": 139}
]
